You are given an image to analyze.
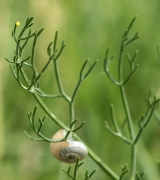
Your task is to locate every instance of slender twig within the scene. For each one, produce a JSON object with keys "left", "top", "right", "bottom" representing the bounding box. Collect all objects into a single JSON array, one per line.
[
  {"left": 105, "top": 121, "right": 131, "bottom": 144},
  {"left": 63, "top": 158, "right": 96, "bottom": 180},
  {"left": 72, "top": 59, "right": 98, "bottom": 102},
  {"left": 29, "top": 91, "right": 119, "bottom": 179},
  {"left": 134, "top": 99, "right": 159, "bottom": 144},
  {"left": 119, "top": 165, "right": 129, "bottom": 180},
  {"left": 110, "top": 104, "right": 120, "bottom": 132},
  {"left": 53, "top": 58, "right": 70, "bottom": 102},
  {"left": 103, "top": 16, "right": 142, "bottom": 179},
  {"left": 74, "top": 134, "right": 119, "bottom": 180},
  {"left": 7, "top": 17, "right": 120, "bottom": 180}
]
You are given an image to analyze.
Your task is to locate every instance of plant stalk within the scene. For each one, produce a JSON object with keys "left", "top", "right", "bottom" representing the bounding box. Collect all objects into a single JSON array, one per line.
[
  {"left": 32, "top": 91, "right": 119, "bottom": 180},
  {"left": 120, "top": 86, "right": 136, "bottom": 179},
  {"left": 74, "top": 134, "right": 119, "bottom": 180}
]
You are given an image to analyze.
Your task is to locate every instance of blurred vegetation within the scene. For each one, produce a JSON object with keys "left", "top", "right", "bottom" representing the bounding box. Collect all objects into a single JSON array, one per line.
[{"left": 0, "top": 0, "right": 160, "bottom": 180}]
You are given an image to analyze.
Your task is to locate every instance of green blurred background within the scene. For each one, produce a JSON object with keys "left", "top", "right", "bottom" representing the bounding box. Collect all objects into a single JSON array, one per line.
[{"left": 0, "top": 0, "right": 160, "bottom": 179}]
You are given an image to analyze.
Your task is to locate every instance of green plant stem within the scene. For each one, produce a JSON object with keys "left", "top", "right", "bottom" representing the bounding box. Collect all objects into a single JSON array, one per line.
[
  {"left": 120, "top": 86, "right": 135, "bottom": 140},
  {"left": 10, "top": 18, "right": 119, "bottom": 179},
  {"left": 118, "top": 45, "right": 124, "bottom": 83},
  {"left": 118, "top": 39, "right": 136, "bottom": 179},
  {"left": 120, "top": 85, "right": 136, "bottom": 179},
  {"left": 53, "top": 59, "right": 75, "bottom": 124},
  {"left": 32, "top": 92, "right": 67, "bottom": 129},
  {"left": 31, "top": 91, "right": 119, "bottom": 180},
  {"left": 53, "top": 60, "right": 70, "bottom": 102},
  {"left": 131, "top": 144, "right": 137, "bottom": 180},
  {"left": 70, "top": 80, "right": 82, "bottom": 126},
  {"left": 117, "top": 18, "right": 140, "bottom": 179},
  {"left": 69, "top": 102, "right": 75, "bottom": 123},
  {"left": 71, "top": 80, "right": 81, "bottom": 103},
  {"left": 74, "top": 134, "right": 119, "bottom": 180}
]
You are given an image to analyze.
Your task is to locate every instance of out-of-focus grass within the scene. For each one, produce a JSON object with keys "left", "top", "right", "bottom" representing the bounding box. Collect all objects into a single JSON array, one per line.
[{"left": 0, "top": 0, "right": 160, "bottom": 179}]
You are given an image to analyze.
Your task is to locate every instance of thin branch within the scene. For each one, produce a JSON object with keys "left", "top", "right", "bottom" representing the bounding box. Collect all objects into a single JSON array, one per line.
[
  {"left": 134, "top": 99, "right": 159, "bottom": 144},
  {"left": 72, "top": 59, "right": 98, "bottom": 102}
]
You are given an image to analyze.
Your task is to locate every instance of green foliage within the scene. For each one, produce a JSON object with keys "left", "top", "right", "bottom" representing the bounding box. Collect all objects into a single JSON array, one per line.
[
  {"left": 119, "top": 165, "right": 129, "bottom": 180},
  {"left": 5, "top": 15, "right": 160, "bottom": 180},
  {"left": 1, "top": 1, "right": 160, "bottom": 180},
  {"left": 136, "top": 171, "right": 145, "bottom": 180},
  {"left": 63, "top": 158, "right": 96, "bottom": 180}
]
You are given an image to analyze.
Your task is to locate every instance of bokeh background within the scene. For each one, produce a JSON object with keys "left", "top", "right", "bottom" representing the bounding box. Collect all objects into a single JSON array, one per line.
[{"left": 0, "top": 0, "right": 160, "bottom": 180}]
